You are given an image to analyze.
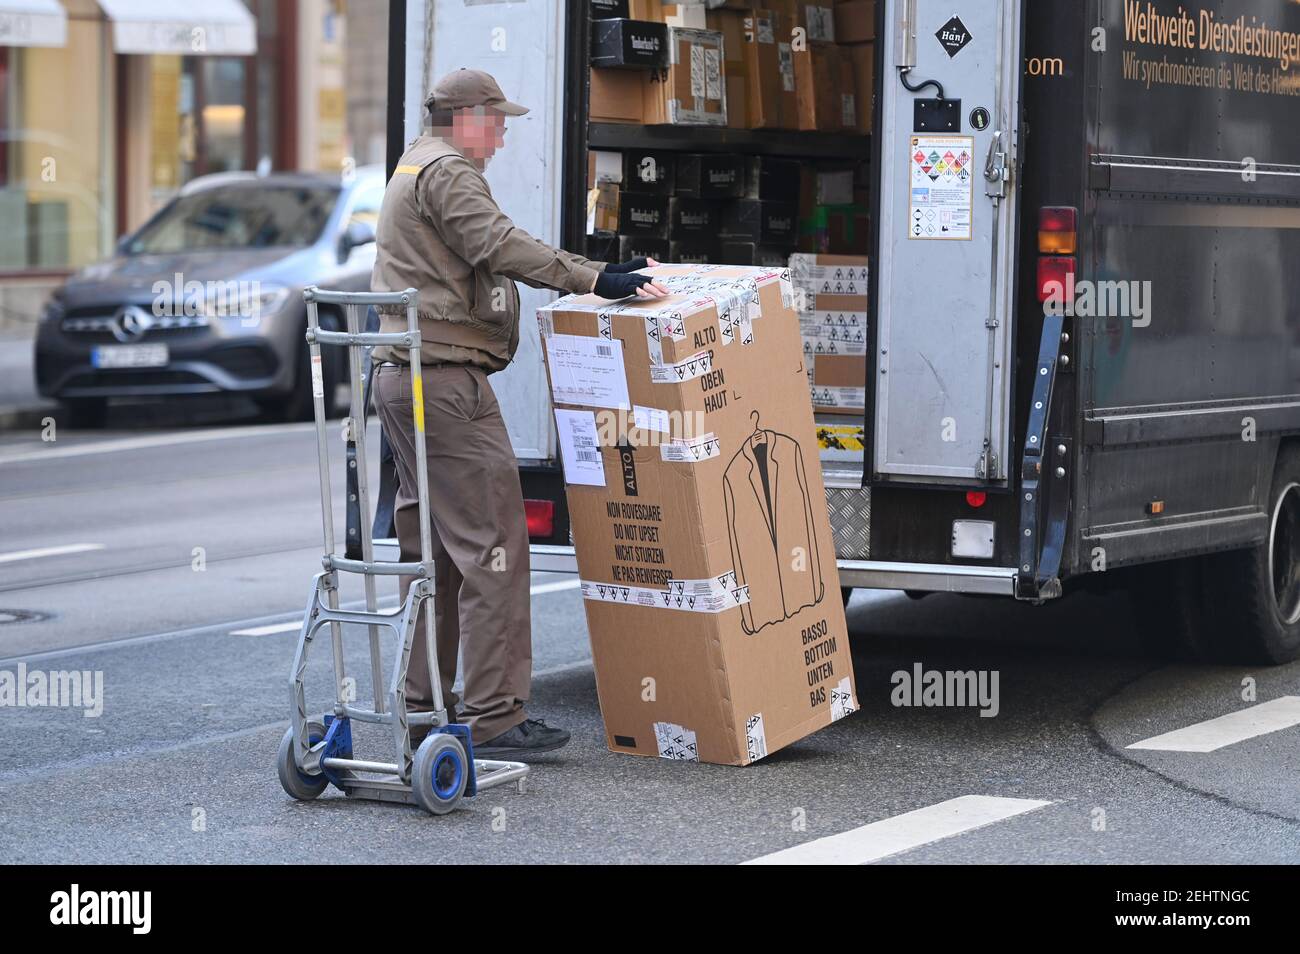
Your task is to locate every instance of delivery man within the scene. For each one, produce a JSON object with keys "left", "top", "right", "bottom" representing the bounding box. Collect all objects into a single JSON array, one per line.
[{"left": 370, "top": 68, "right": 669, "bottom": 760}]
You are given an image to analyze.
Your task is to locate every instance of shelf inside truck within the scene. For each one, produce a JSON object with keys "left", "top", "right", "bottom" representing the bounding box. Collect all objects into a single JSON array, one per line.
[{"left": 587, "top": 122, "right": 872, "bottom": 160}]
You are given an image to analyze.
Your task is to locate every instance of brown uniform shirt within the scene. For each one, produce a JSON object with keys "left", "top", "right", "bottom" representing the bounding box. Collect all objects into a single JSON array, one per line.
[{"left": 371, "top": 136, "right": 606, "bottom": 370}]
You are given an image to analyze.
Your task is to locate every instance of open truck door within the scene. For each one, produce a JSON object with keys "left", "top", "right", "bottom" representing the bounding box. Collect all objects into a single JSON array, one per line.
[{"left": 868, "top": 0, "right": 1025, "bottom": 486}]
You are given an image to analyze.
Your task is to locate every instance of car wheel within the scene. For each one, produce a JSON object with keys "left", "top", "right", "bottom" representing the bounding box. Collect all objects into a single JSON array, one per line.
[{"left": 60, "top": 398, "right": 107, "bottom": 430}]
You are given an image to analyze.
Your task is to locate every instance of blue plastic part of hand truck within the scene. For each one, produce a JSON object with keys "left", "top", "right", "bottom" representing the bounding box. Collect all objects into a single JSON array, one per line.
[
  {"left": 319, "top": 714, "right": 354, "bottom": 790},
  {"left": 434, "top": 723, "right": 478, "bottom": 797}
]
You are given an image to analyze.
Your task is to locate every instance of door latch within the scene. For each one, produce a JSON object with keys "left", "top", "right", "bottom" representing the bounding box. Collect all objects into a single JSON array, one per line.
[{"left": 984, "top": 129, "right": 1008, "bottom": 199}]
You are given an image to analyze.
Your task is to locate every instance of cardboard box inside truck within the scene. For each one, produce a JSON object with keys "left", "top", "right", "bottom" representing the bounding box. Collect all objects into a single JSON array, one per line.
[
  {"left": 740, "top": 10, "right": 797, "bottom": 129},
  {"left": 643, "top": 27, "right": 727, "bottom": 126},
  {"left": 790, "top": 253, "right": 869, "bottom": 414},
  {"left": 538, "top": 264, "right": 858, "bottom": 765}
]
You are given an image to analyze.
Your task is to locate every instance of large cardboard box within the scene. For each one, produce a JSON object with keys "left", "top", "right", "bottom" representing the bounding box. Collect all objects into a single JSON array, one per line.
[
  {"left": 706, "top": 8, "right": 749, "bottom": 129},
  {"left": 643, "top": 27, "right": 728, "bottom": 126},
  {"left": 834, "top": 0, "right": 875, "bottom": 42},
  {"left": 789, "top": 253, "right": 869, "bottom": 414},
  {"left": 740, "top": 10, "right": 798, "bottom": 128},
  {"left": 794, "top": 41, "right": 852, "bottom": 131},
  {"left": 538, "top": 264, "right": 859, "bottom": 764},
  {"left": 590, "top": 68, "right": 648, "bottom": 123},
  {"left": 846, "top": 41, "right": 874, "bottom": 133}
]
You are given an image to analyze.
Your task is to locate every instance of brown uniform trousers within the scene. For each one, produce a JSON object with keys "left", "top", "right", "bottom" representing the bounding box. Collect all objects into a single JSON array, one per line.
[{"left": 373, "top": 361, "right": 531, "bottom": 744}]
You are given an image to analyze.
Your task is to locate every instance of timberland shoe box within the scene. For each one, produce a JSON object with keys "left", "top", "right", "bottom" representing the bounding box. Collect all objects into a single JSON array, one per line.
[
  {"left": 722, "top": 199, "right": 799, "bottom": 246},
  {"left": 591, "top": 19, "right": 671, "bottom": 69},
  {"left": 537, "top": 264, "right": 859, "bottom": 765},
  {"left": 618, "top": 235, "right": 671, "bottom": 261},
  {"left": 622, "top": 148, "right": 675, "bottom": 195},
  {"left": 669, "top": 197, "right": 723, "bottom": 237},
  {"left": 675, "top": 153, "right": 746, "bottom": 198},
  {"left": 643, "top": 27, "right": 727, "bottom": 126},
  {"left": 618, "top": 192, "right": 670, "bottom": 238},
  {"left": 668, "top": 239, "right": 721, "bottom": 264}
]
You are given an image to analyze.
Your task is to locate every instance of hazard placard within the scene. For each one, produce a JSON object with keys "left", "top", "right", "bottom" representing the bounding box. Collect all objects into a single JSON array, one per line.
[{"left": 907, "top": 134, "right": 974, "bottom": 241}]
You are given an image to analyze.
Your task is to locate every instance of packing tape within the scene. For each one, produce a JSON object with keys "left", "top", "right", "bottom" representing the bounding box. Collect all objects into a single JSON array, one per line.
[
  {"left": 654, "top": 722, "right": 699, "bottom": 762},
  {"left": 580, "top": 574, "right": 750, "bottom": 614},
  {"left": 745, "top": 713, "right": 768, "bottom": 763},
  {"left": 830, "top": 676, "right": 858, "bottom": 722},
  {"left": 650, "top": 349, "right": 713, "bottom": 385},
  {"left": 661, "top": 433, "right": 721, "bottom": 463}
]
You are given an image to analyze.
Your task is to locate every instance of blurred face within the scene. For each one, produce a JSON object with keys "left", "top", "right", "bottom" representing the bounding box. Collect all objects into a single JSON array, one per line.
[{"left": 451, "top": 107, "right": 508, "bottom": 166}]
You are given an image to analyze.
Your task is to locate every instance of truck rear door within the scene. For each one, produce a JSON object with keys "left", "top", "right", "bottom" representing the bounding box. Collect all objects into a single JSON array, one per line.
[{"left": 870, "top": 0, "right": 1025, "bottom": 486}]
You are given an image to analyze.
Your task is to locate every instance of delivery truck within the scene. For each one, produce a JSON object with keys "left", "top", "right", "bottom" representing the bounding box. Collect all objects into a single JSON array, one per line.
[{"left": 384, "top": 0, "right": 1300, "bottom": 665}]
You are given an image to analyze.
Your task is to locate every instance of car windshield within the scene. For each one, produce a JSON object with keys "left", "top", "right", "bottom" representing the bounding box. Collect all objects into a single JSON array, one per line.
[{"left": 125, "top": 183, "right": 340, "bottom": 254}]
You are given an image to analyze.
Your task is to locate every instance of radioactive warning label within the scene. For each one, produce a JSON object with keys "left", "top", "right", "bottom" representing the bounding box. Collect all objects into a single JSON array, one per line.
[{"left": 908, "top": 135, "right": 974, "bottom": 241}]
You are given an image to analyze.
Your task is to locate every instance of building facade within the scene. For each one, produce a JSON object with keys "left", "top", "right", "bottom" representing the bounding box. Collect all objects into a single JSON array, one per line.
[{"left": 0, "top": 0, "right": 388, "bottom": 332}]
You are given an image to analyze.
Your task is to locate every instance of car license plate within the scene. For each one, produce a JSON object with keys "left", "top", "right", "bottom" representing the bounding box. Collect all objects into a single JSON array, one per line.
[{"left": 91, "top": 344, "right": 169, "bottom": 369}]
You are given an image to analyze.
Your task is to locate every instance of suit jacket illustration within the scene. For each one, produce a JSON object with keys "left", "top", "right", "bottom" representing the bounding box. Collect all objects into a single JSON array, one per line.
[{"left": 723, "top": 428, "right": 825, "bottom": 635}]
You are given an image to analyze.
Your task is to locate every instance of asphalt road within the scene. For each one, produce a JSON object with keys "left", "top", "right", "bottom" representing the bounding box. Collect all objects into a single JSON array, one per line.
[{"left": 0, "top": 409, "right": 1297, "bottom": 864}]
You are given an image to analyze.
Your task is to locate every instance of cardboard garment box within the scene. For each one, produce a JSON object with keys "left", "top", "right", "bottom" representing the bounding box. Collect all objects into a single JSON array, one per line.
[
  {"left": 537, "top": 264, "right": 859, "bottom": 765},
  {"left": 643, "top": 27, "right": 727, "bottom": 126}
]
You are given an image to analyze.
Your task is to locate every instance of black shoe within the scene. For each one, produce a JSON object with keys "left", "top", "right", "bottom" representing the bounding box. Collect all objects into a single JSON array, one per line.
[{"left": 475, "top": 719, "right": 570, "bottom": 760}]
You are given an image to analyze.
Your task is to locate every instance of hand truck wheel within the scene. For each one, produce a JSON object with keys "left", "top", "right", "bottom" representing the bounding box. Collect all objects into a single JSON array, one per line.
[
  {"left": 276, "top": 720, "right": 329, "bottom": 801},
  {"left": 412, "top": 732, "right": 469, "bottom": 815}
]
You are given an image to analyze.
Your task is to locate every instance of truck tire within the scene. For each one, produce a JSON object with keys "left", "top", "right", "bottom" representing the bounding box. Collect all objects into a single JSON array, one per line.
[
  {"left": 1195, "top": 446, "right": 1300, "bottom": 664},
  {"left": 1132, "top": 446, "right": 1300, "bottom": 665}
]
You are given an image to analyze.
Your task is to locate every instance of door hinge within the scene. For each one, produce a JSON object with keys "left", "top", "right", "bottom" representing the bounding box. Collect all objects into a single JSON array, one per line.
[{"left": 976, "top": 445, "right": 1000, "bottom": 481}]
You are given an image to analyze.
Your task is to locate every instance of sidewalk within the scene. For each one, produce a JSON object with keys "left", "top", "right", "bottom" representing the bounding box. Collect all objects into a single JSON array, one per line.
[{"left": 0, "top": 333, "right": 57, "bottom": 431}]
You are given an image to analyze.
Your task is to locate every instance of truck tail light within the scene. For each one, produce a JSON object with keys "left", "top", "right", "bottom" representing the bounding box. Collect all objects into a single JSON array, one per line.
[
  {"left": 965, "top": 490, "right": 987, "bottom": 508},
  {"left": 1038, "top": 256, "right": 1077, "bottom": 303},
  {"left": 524, "top": 499, "right": 555, "bottom": 538},
  {"left": 1038, "top": 206, "right": 1078, "bottom": 254}
]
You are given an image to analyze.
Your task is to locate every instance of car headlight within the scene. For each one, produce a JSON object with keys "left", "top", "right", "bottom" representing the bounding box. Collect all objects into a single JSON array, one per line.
[
  {"left": 204, "top": 283, "right": 293, "bottom": 325},
  {"left": 39, "top": 298, "right": 65, "bottom": 324}
]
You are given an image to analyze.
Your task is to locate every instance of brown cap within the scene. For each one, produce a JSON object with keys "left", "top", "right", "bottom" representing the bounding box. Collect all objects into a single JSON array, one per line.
[{"left": 424, "top": 68, "right": 528, "bottom": 116}]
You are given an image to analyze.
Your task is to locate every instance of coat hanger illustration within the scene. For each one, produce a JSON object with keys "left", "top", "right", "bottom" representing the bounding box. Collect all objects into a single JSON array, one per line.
[{"left": 749, "top": 411, "right": 768, "bottom": 447}]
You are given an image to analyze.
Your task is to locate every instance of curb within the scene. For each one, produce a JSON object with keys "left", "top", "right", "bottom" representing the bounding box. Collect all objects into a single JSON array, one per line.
[{"left": 0, "top": 403, "right": 59, "bottom": 432}]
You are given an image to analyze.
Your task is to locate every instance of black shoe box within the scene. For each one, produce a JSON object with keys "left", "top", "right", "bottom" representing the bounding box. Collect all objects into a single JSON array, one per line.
[
  {"left": 745, "top": 156, "right": 802, "bottom": 203},
  {"left": 718, "top": 242, "right": 791, "bottom": 267},
  {"left": 669, "top": 197, "right": 723, "bottom": 238},
  {"left": 721, "top": 199, "right": 799, "bottom": 246},
  {"left": 590, "top": 0, "right": 629, "bottom": 19},
  {"left": 618, "top": 191, "right": 670, "bottom": 237},
  {"left": 591, "top": 19, "right": 669, "bottom": 69},
  {"left": 675, "top": 153, "right": 746, "bottom": 199},
  {"left": 622, "top": 148, "right": 675, "bottom": 195},
  {"left": 618, "top": 235, "right": 671, "bottom": 262},
  {"left": 586, "top": 230, "right": 621, "bottom": 264},
  {"left": 670, "top": 240, "right": 721, "bottom": 265}
]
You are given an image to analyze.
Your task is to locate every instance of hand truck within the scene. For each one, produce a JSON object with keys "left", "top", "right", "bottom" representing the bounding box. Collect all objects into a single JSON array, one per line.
[{"left": 276, "top": 286, "right": 528, "bottom": 815}]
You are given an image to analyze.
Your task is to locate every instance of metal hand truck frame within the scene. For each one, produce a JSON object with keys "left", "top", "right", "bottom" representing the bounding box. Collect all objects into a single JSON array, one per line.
[{"left": 276, "top": 286, "right": 528, "bottom": 814}]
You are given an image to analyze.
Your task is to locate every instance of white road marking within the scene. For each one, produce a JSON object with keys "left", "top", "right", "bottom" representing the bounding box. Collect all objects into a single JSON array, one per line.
[
  {"left": 742, "top": 795, "right": 1053, "bottom": 865},
  {"left": 0, "top": 423, "right": 313, "bottom": 465},
  {"left": 230, "top": 621, "right": 309, "bottom": 637},
  {"left": 229, "top": 578, "right": 581, "bottom": 635},
  {"left": 0, "top": 543, "right": 105, "bottom": 564},
  {"left": 1126, "top": 696, "right": 1300, "bottom": 753},
  {"left": 528, "top": 578, "right": 582, "bottom": 596}
]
